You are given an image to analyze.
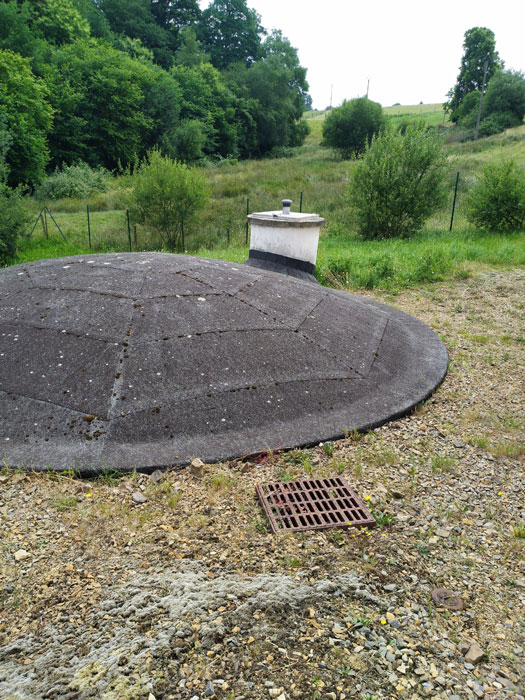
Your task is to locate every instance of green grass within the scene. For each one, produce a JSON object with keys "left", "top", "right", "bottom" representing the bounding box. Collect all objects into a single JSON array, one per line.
[
  {"left": 8, "top": 104, "right": 525, "bottom": 290},
  {"left": 384, "top": 103, "right": 449, "bottom": 129}
]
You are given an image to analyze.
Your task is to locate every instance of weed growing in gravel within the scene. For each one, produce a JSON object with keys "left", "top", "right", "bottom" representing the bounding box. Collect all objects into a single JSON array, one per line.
[
  {"left": 490, "top": 440, "right": 524, "bottom": 459},
  {"left": 321, "top": 442, "right": 335, "bottom": 456},
  {"left": 204, "top": 470, "right": 236, "bottom": 492},
  {"left": 330, "top": 457, "right": 347, "bottom": 475},
  {"left": 430, "top": 454, "right": 457, "bottom": 473},
  {"left": 96, "top": 469, "right": 124, "bottom": 485},
  {"left": 51, "top": 495, "right": 78, "bottom": 512},
  {"left": 371, "top": 509, "right": 396, "bottom": 528},
  {"left": 512, "top": 523, "right": 525, "bottom": 538}
]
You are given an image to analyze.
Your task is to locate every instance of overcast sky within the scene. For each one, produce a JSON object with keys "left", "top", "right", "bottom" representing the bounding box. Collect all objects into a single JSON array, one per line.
[{"left": 199, "top": 0, "right": 524, "bottom": 109}]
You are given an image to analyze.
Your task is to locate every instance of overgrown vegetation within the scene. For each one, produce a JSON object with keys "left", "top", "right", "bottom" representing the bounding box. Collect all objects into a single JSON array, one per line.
[
  {"left": 5, "top": 107, "right": 525, "bottom": 292},
  {"left": 128, "top": 149, "right": 209, "bottom": 252},
  {"left": 0, "top": 128, "right": 30, "bottom": 266},
  {"left": 35, "top": 162, "right": 110, "bottom": 200},
  {"left": 0, "top": 0, "right": 310, "bottom": 187},
  {"left": 467, "top": 160, "right": 525, "bottom": 231},
  {"left": 321, "top": 97, "right": 385, "bottom": 159},
  {"left": 348, "top": 123, "right": 448, "bottom": 239}
]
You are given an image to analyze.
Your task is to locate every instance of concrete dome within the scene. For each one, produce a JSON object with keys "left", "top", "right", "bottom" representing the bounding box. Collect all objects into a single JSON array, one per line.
[{"left": 0, "top": 253, "right": 447, "bottom": 473}]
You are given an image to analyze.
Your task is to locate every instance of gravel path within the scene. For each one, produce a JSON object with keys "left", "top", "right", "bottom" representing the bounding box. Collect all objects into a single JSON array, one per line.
[{"left": 1, "top": 269, "right": 523, "bottom": 700}]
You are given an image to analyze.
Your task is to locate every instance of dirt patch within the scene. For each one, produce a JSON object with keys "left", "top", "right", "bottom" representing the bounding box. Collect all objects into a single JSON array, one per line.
[{"left": 1, "top": 269, "right": 524, "bottom": 700}]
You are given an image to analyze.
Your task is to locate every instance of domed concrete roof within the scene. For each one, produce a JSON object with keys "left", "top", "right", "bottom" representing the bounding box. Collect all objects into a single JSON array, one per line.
[{"left": 0, "top": 253, "right": 447, "bottom": 474}]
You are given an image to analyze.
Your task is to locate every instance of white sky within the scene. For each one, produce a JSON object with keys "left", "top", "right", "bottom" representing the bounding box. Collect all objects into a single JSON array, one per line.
[{"left": 199, "top": 0, "right": 524, "bottom": 109}]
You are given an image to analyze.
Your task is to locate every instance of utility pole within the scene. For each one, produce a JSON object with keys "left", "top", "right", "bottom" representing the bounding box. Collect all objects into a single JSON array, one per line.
[
  {"left": 366, "top": 79, "right": 369, "bottom": 99},
  {"left": 329, "top": 83, "right": 333, "bottom": 109},
  {"left": 474, "top": 57, "right": 489, "bottom": 141}
]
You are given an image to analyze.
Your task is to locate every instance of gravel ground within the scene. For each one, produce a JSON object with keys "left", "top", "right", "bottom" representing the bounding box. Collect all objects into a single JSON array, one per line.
[{"left": 1, "top": 269, "right": 524, "bottom": 700}]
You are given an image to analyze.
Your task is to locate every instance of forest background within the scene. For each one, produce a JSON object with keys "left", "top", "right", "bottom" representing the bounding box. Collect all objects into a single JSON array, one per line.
[{"left": 0, "top": 0, "right": 310, "bottom": 188}]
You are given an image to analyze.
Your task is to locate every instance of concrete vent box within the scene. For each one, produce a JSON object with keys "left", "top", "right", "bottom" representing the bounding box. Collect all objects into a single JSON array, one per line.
[{"left": 245, "top": 199, "right": 325, "bottom": 283}]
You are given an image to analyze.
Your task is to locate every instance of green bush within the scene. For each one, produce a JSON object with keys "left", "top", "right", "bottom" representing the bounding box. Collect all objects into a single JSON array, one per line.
[
  {"left": 35, "top": 162, "right": 110, "bottom": 200},
  {"left": 349, "top": 123, "right": 447, "bottom": 239},
  {"left": 467, "top": 160, "right": 525, "bottom": 231},
  {"left": 322, "top": 97, "right": 385, "bottom": 159},
  {"left": 129, "top": 149, "right": 209, "bottom": 251},
  {"left": 477, "top": 111, "right": 521, "bottom": 138},
  {"left": 0, "top": 182, "right": 30, "bottom": 266}
]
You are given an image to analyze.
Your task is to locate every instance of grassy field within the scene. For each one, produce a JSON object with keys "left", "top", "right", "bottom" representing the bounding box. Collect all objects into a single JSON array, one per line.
[{"left": 13, "top": 107, "right": 525, "bottom": 290}]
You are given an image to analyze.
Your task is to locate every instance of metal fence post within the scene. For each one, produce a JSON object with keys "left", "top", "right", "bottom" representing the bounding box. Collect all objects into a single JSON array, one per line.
[
  {"left": 126, "top": 209, "right": 132, "bottom": 251},
  {"left": 449, "top": 172, "right": 460, "bottom": 232},
  {"left": 87, "top": 205, "right": 91, "bottom": 249},
  {"left": 245, "top": 198, "right": 249, "bottom": 245}
]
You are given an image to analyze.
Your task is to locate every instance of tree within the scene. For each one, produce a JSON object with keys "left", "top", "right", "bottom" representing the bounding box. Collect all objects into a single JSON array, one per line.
[
  {"left": 322, "top": 97, "right": 385, "bottom": 159},
  {"left": 467, "top": 160, "right": 525, "bottom": 232},
  {"left": 129, "top": 149, "right": 209, "bottom": 251},
  {"left": 224, "top": 30, "right": 310, "bottom": 156},
  {"left": 174, "top": 27, "right": 209, "bottom": 66},
  {"left": 484, "top": 69, "right": 525, "bottom": 124},
  {"left": 200, "top": 0, "right": 264, "bottom": 70},
  {"left": 0, "top": 49, "right": 53, "bottom": 186},
  {"left": 28, "top": 0, "right": 90, "bottom": 45},
  {"left": 150, "top": 0, "right": 202, "bottom": 33},
  {"left": 0, "top": 118, "right": 30, "bottom": 266},
  {"left": 445, "top": 27, "right": 502, "bottom": 122},
  {"left": 98, "top": 0, "right": 176, "bottom": 68},
  {"left": 348, "top": 123, "right": 447, "bottom": 239},
  {"left": 44, "top": 39, "right": 156, "bottom": 170},
  {"left": 171, "top": 62, "right": 239, "bottom": 157}
]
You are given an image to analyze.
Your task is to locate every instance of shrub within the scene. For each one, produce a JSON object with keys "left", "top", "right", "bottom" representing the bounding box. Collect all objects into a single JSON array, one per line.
[
  {"left": 35, "top": 162, "right": 110, "bottom": 200},
  {"left": 0, "top": 186, "right": 29, "bottom": 266},
  {"left": 477, "top": 111, "right": 521, "bottom": 138},
  {"left": 349, "top": 123, "right": 447, "bottom": 239},
  {"left": 322, "top": 97, "right": 385, "bottom": 159},
  {"left": 0, "top": 133, "right": 30, "bottom": 265},
  {"left": 129, "top": 149, "right": 209, "bottom": 251},
  {"left": 467, "top": 160, "right": 525, "bottom": 231},
  {"left": 162, "top": 119, "right": 206, "bottom": 164}
]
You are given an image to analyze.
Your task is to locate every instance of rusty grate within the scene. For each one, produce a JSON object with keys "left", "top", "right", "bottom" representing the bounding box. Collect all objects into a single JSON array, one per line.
[{"left": 255, "top": 476, "right": 376, "bottom": 534}]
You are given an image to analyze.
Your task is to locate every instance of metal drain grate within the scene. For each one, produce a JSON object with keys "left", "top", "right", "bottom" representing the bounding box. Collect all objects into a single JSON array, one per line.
[{"left": 255, "top": 476, "right": 376, "bottom": 534}]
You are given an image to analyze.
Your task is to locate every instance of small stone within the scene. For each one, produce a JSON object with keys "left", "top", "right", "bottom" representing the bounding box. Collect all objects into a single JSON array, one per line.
[
  {"left": 269, "top": 690, "right": 280, "bottom": 698},
  {"left": 465, "top": 643, "right": 485, "bottom": 664},
  {"left": 205, "top": 680, "right": 215, "bottom": 696},
  {"left": 435, "top": 527, "right": 451, "bottom": 538},
  {"left": 384, "top": 584, "right": 397, "bottom": 592},
  {"left": 132, "top": 491, "right": 147, "bottom": 504},
  {"left": 190, "top": 458, "right": 206, "bottom": 477},
  {"left": 14, "top": 549, "right": 30, "bottom": 561},
  {"left": 149, "top": 469, "right": 164, "bottom": 483}
]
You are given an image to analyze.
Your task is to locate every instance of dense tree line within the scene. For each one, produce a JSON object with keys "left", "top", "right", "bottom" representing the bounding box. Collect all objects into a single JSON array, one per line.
[{"left": 0, "top": 0, "right": 310, "bottom": 187}]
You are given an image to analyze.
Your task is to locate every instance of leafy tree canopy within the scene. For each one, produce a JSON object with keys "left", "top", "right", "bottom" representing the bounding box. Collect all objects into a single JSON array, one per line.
[
  {"left": 484, "top": 69, "right": 525, "bottom": 123},
  {"left": 200, "top": 0, "right": 264, "bottom": 70},
  {"left": 98, "top": 0, "right": 176, "bottom": 68},
  {"left": 28, "top": 0, "right": 90, "bottom": 45},
  {"left": 174, "top": 27, "right": 209, "bottom": 66},
  {"left": 44, "top": 39, "right": 156, "bottom": 169},
  {"left": 0, "top": 49, "right": 53, "bottom": 186},
  {"left": 322, "top": 97, "right": 385, "bottom": 159},
  {"left": 150, "top": 0, "right": 202, "bottom": 32},
  {"left": 446, "top": 27, "right": 502, "bottom": 122}
]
